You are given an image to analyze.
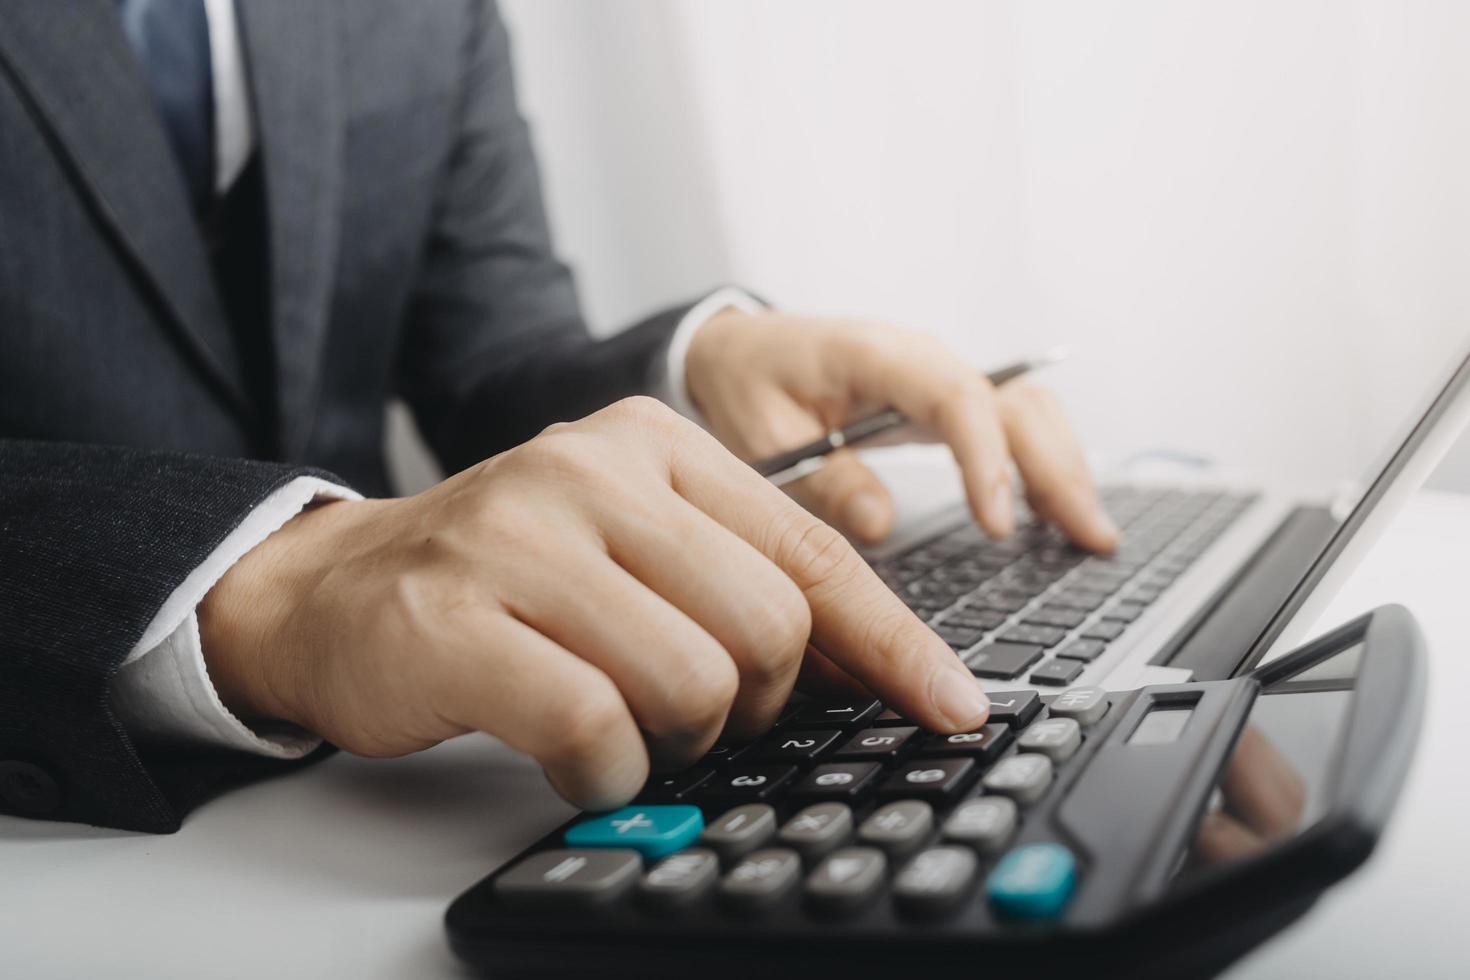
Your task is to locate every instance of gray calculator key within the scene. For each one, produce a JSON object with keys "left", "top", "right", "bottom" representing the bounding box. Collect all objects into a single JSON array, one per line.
[
  {"left": 639, "top": 848, "right": 720, "bottom": 907},
  {"left": 804, "top": 846, "right": 887, "bottom": 915},
  {"left": 701, "top": 803, "right": 776, "bottom": 863},
  {"left": 981, "top": 753, "right": 1054, "bottom": 804},
  {"left": 719, "top": 848, "right": 803, "bottom": 911},
  {"left": 494, "top": 848, "right": 641, "bottom": 908},
  {"left": 1047, "top": 686, "right": 1109, "bottom": 726},
  {"left": 857, "top": 800, "right": 934, "bottom": 858},
  {"left": 1016, "top": 717, "right": 1083, "bottom": 761},
  {"left": 778, "top": 803, "right": 853, "bottom": 861},
  {"left": 893, "top": 846, "right": 979, "bottom": 917},
  {"left": 941, "top": 796, "right": 1017, "bottom": 853}
]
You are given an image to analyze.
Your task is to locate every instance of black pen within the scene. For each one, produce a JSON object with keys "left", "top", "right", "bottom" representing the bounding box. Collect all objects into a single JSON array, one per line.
[{"left": 756, "top": 347, "right": 1071, "bottom": 486}]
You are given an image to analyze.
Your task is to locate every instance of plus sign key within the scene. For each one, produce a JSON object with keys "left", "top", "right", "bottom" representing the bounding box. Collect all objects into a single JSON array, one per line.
[{"left": 564, "top": 805, "right": 705, "bottom": 860}]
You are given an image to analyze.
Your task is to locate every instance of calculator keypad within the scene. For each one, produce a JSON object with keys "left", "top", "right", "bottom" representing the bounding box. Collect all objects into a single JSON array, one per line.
[{"left": 492, "top": 686, "right": 1114, "bottom": 925}]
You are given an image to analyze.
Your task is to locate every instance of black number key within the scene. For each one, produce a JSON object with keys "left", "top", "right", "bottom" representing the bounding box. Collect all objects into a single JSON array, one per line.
[
  {"left": 701, "top": 766, "right": 798, "bottom": 805},
  {"left": 833, "top": 726, "right": 921, "bottom": 761},
  {"left": 787, "top": 762, "right": 883, "bottom": 804},
  {"left": 877, "top": 758, "right": 976, "bottom": 803},
  {"left": 981, "top": 690, "right": 1041, "bottom": 727},
  {"left": 919, "top": 723, "right": 1011, "bottom": 761},
  {"left": 966, "top": 642, "right": 1044, "bottom": 680},
  {"left": 639, "top": 767, "right": 714, "bottom": 803},
  {"left": 788, "top": 699, "right": 882, "bottom": 729},
  {"left": 754, "top": 729, "right": 842, "bottom": 765}
]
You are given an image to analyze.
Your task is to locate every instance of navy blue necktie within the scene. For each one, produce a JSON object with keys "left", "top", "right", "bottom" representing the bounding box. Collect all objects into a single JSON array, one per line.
[{"left": 118, "top": 0, "right": 216, "bottom": 213}]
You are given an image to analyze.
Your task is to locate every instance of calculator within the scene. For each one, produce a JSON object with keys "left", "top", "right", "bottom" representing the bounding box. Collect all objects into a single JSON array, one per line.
[{"left": 446, "top": 605, "right": 1424, "bottom": 978}]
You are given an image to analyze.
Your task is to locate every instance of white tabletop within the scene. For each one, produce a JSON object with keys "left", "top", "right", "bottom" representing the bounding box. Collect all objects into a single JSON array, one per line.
[{"left": 4, "top": 488, "right": 1467, "bottom": 979}]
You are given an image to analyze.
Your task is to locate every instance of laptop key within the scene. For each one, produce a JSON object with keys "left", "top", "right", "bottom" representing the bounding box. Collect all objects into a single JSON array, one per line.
[
  {"left": 1080, "top": 619, "right": 1127, "bottom": 642},
  {"left": 1030, "top": 658, "right": 1084, "bottom": 686},
  {"left": 1101, "top": 601, "right": 1145, "bottom": 623},
  {"left": 942, "top": 607, "right": 1009, "bottom": 631},
  {"left": 858, "top": 800, "right": 934, "bottom": 858},
  {"left": 804, "top": 846, "right": 888, "bottom": 915},
  {"left": 894, "top": 846, "right": 979, "bottom": 918},
  {"left": 967, "top": 642, "right": 1044, "bottom": 679},
  {"left": 1055, "top": 638, "right": 1107, "bottom": 663},
  {"left": 981, "top": 690, "right": 1042, "bottom": 727},
  {"left": 999, "top": 624, "right": 1068, "bottom": 647},
  {"left": 934, "top": 623, "right": 986, "bottom": 650},
  {"left": 1049, "top": 589, "right": 1108, "bottom": 612},
  {"left": 1024, "top": 605, "right": 1087, "bottom": 630}
]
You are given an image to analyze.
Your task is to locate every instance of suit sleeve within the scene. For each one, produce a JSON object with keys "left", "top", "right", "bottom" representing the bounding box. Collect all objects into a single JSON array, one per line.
[
  {"left": 394, "top": 0, "right": 700, "bottom": 475},
  {"left": 0, "top": 438, "right": 341, "bottom": 832}
]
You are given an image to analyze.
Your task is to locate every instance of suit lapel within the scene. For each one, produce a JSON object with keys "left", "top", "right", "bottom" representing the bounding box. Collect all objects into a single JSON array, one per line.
[
  {"left": 236, "top": 0, "right": 344, "bottom": 460},
  {"left": 0, "top": 0, "right": 251, "bottom": 419}
]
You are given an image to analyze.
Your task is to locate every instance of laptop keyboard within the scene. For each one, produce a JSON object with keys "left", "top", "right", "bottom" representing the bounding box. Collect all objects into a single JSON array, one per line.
[{"left": 874, "top": 486, "right": 1258, "bottom": 685}]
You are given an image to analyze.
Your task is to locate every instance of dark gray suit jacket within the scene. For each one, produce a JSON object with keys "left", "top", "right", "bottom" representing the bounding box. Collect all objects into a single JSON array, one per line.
[{"left": 0, "top": 0, "right": 701, "bottom": 831}]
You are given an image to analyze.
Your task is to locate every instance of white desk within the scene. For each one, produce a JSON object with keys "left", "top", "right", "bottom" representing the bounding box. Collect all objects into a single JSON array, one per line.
[{"left": 4, "top": 489, "right": 1468, "bottom": 979}]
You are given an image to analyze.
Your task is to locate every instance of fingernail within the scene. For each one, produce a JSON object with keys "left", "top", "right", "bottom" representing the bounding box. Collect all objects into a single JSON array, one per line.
[
  {"left": 989, "top": 483, "right": 1014, "bottom": 536},
  {"left": 1096, "top": 514, "right": 1121, "bottom": 550},
  {"left": 930, "top": 667, "right": 990, "bottom": 729},
  {"left": 844, "top": 491, "right": 890, "bottom": 542}
]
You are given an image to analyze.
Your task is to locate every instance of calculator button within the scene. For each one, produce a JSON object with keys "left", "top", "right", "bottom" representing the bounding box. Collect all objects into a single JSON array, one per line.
[
  {"left": 787, "top": 762, "right": 882, "bottom": 804},
  {"left": 981, "top": 754, "right": 1053, "bottom": 804},
  {"left": 1016, "top": 717, "right": 1082, "bottom": 761},
  {"left": 778, "top": 803, "right": 854, "bottom": 861},
  {"left": 857, "top": 800, "right": 934, "bottom": 858},
  {"left": 804, "top": 846, "right": 887, "bottom": 915},
  {"left": 788, "top": 699, "right": 882, "bottom": 728},
  {"left": 564, "top": 805, "right": 704, "bottom": 861},
  {"left": 700, "top": 804, "right": 777, "bottom": 863},
  {"left": 1047, "top": 686, "right": 1109, "bottom": 726},
  {"left": 981, "top": 690, "right": 1042, "bottom": 727},
  {"left": 1054, "top": 639, "right": 1106, "bottom": 663},
  {"left": 1029, "top": 658, "right": 1084, "bottom": 686},
  {"left": 639, "top": 848, "right": 720, "bottom": 907},
  {"left": 754, "top": 729, "right": 843, "bottom": 765},
  {"left": 878, "top": 758, "right": 975, "bottom": 803},
  {"left": 494, "top": 848, "right": 641, "bottom": 909},
  {"left": 719, "top": 848, "right": 803, "bottom": 911},
  {"left": 893, "top": 846, "right": 979, "bottom": 918},
  {"left": 701, "top": 766, "right": 798, "bottom": 805},
  {"left": 942, "top": 797, "right": 1017, "bottom": 853},
  {"left": 639, "top": 767, "right": 714, "bottom": 803},
  {"left": 833, "top": 726, "right": 921, "bottom": 761},
  {"left": 919, "top": 723, "right": 1011, "bottom": 761},
  {"left": 967, "top": 642, "right": 1044, "bottom": 680},
  {"left": 986, "top": 843, "right": 1077, "bottom": 920},
  {"left": 699, "top": 742, "right": 755, "bottom": 769}
]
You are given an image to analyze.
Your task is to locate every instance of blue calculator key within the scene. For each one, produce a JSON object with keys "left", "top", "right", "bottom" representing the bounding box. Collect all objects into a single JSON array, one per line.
[
  {"left": 564, "top": 805, "right": 705, "bottom": 861},
  {"left": 985, "top": 842, "right": 1077, "bottom": 920}
]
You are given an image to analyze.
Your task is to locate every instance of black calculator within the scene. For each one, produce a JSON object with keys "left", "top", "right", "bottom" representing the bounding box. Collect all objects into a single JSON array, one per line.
[{"left": 446, "top": 605, "right": 1424, "bottom": 979}]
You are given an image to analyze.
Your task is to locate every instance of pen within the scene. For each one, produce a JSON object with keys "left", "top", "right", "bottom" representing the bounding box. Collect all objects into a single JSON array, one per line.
[{"left": 755, "top": 347, "right": 1072, "bottom": 487}]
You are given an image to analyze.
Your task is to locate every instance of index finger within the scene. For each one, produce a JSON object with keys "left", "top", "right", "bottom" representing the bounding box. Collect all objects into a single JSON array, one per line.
[{"left": 643, "top": 411, "right": 992, "bottom": 733}]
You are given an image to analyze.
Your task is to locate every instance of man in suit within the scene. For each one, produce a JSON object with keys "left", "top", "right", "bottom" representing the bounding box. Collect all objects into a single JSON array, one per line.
[{"left": 0, "top": 0, "right": 1116, "bottom": 832}]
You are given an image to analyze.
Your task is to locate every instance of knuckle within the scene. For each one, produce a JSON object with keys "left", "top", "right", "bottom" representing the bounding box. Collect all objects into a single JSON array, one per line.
[
  {"left": 607, "top": 394, "right": 678, "bottom": 428},
  {"left": 733, "top": 579, "right": 812, "bottom": 684},
  {"left": 543, "top": 683, "right": 628, "bottom": 766},
  {"left": 775, "top": 516, "right": 856, "bottom": 587},
  {"left": 648, "top": 650, "right": 738, "bottom": 739}
]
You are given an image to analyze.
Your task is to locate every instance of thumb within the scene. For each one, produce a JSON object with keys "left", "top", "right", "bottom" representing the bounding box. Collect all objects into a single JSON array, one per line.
[{"left": 788, "top": 448, "right": 896, "bottom": 544}]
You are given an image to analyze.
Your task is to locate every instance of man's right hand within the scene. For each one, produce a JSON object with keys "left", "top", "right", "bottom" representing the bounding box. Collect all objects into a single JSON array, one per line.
[{"left": 198, "top": 397, "right": 991, "bottom": 810}]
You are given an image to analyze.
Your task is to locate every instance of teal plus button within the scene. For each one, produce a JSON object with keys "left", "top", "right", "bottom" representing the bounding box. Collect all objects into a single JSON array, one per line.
[
  {"left": 564, "top": 805, "right": 705, "bottom": 861},
  {"left": 985, "top": 842, "right": 1077, "bottom": 920}
]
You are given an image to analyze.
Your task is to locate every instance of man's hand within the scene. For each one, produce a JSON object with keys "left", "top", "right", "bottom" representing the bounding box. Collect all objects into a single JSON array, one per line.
[
  {"left": 686, "top": 311, "right": 1119, "bottom": 551},
  {"left": 198, "top": 398, "right": 990, "bottom": 811}
]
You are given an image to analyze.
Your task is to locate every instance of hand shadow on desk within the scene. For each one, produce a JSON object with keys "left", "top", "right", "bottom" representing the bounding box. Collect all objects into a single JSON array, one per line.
[{"left": 2, "top": 734, "right": 575, "bottom": 902}]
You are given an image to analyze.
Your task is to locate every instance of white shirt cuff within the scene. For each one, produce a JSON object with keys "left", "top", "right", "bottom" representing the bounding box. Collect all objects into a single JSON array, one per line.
[
  {"left": 110, "top": 476, "right": 360, "bottom": 760},
  {"left": 655, "top": 286, "right": 765, "bottom": 422}
]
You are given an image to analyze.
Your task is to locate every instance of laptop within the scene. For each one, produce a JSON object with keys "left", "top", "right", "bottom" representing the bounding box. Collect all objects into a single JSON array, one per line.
[{"left": 445, "top": 335, "right": 1469, "bottom": 977}]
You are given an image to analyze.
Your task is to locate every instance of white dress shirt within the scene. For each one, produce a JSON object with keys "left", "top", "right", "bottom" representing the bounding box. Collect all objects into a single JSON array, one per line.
[{"left": 107, "top": 4, "right": 762, "bottom": 758}]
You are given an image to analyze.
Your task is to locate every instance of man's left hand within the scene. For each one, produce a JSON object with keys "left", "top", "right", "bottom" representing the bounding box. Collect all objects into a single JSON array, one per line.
[{"left": 685, "top": 310, "right": 1120, "bottom": 551}]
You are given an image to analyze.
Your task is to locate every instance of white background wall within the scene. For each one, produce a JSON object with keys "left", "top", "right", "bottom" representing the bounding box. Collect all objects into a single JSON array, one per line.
[{"left": 390, "top": 1, "right": 1470, "bottom": 495}]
